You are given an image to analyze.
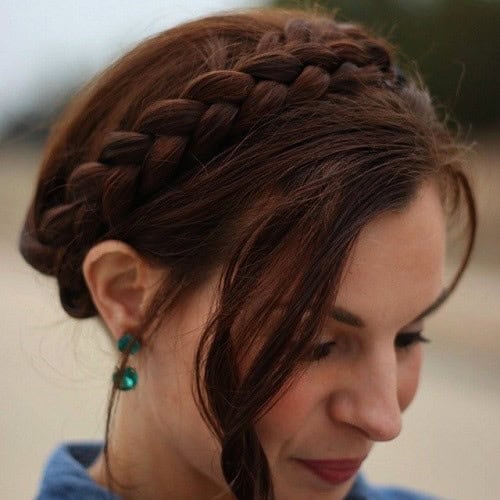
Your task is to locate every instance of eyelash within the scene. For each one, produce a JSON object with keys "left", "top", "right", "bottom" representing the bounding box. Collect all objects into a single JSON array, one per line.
[
  {"left": 395, "top": 331, "right": 430, "bottom": 350},
  {"left": 309, "top": 342, "right": 336, "bottom": 361},
  {"left": 309, "top": 331, "right": 430, "bottom": 361}
]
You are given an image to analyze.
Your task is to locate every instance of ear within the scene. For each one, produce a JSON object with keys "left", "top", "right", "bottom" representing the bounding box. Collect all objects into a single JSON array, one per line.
[{"left": 82, "top": 240, "right": 166, "bottom": 342}]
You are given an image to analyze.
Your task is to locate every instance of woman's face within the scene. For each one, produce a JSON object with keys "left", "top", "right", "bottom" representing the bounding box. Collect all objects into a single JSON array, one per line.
[{"left": 134, "top": 182, "right": 446, "bottom": 499}]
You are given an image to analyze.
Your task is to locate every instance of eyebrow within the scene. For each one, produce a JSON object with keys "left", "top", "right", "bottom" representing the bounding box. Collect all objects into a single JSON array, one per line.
[{"left": 328, "top": 287, "right": 450, "bottom": 328}]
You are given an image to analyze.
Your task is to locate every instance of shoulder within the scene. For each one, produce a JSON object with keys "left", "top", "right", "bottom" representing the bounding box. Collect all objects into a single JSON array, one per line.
[
  {"left": 35, "top": 441, "right": 119, "bottom": 500},
  {"left": 347, "top": 473, "right": 440, "bottom": 500}
]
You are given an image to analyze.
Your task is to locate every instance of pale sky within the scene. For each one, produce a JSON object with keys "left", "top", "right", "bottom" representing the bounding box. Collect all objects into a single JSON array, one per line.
[{"left": 1, "top": 0, "right": 260, "bottom": 135}]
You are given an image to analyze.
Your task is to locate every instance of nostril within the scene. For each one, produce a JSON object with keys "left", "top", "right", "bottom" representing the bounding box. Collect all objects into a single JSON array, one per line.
[{"left": 366, "top": 409, "right": 402, "bottom": 442}]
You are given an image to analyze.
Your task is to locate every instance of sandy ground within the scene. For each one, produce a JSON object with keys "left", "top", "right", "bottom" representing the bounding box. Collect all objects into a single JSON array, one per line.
[{"left": 0, "top": 143, "right": 498, "bottom": 500}]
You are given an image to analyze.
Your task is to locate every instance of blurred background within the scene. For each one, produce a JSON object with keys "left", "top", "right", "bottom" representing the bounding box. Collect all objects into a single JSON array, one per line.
[{"left": 1, "top": 0, "right": 498, "bottom": 499}]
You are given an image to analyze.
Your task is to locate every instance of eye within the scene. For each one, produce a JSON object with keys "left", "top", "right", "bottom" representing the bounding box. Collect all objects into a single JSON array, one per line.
[
  {"left": 309, "top": 341, "right": 336, "bottom": 361},
  {"left": 395, "top": 331, "right": 430, "bottom": 350},
  {"left": 308, "top": 331, "right": 430, "bottom": 362}
]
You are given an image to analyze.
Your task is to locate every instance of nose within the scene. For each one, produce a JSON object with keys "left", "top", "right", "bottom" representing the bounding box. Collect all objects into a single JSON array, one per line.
[{"left": 329, "top": 348, "right": 402, "bottom": 442}]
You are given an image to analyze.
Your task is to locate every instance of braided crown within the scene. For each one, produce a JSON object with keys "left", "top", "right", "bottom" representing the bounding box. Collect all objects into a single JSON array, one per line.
[{"left": 24, "top": 18, "right": 406, "bottom": 316}]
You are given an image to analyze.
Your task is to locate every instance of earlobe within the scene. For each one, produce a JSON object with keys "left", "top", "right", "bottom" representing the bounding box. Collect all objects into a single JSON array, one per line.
[{"left": 82, "top": 240, "right": 163, "bottom": 340}]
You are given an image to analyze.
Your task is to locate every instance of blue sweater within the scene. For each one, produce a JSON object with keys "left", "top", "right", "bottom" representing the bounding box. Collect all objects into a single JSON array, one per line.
[{"left": 35, "top": 442, "right": 437, "bottom": 499}]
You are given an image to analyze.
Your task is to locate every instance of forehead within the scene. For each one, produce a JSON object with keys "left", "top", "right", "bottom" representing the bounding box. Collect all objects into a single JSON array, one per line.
[{"left": 336, "top": 182, "right": 446, "bottom": 330}]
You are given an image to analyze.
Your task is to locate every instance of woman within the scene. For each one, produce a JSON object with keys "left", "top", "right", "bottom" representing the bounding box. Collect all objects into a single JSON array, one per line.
[{"left": 20, "top": 7, "right": 476, "bottom": 500}]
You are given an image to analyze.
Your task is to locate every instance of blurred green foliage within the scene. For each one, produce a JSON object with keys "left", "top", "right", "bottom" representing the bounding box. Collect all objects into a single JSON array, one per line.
[{"left": 271, "top": 0, "right": 499, "bottom": 134}]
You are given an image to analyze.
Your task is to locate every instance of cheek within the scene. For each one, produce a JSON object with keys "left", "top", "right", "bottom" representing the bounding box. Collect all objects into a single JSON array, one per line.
[
  {"left": 397, "top": 347, "right": 423, "bottom": 411},
  {"left": 254, "top": 371, "right": 317, "bottom": 462}
]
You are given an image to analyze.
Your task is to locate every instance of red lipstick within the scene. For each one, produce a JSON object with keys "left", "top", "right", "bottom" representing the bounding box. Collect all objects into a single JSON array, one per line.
[{"left": 296, "top": 458, "right": 364, "bottom": 485}]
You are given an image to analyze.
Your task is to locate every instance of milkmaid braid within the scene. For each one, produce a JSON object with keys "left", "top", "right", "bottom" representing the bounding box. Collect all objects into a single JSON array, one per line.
[{"left": 20, "top": 17, "right": 408, "bottom": 318}]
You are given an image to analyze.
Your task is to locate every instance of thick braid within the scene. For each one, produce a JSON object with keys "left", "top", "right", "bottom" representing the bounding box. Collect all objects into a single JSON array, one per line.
[{"left": 29, "top": 17, "right": 405, "bottom": 318}]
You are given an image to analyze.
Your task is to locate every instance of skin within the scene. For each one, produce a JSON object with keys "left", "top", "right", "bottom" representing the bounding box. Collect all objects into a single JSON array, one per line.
[{"left": 84, "top": 181, "right": 446, "bottom": 500}]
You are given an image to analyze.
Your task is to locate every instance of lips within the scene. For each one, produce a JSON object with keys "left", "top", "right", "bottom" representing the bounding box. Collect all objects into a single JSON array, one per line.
[{"left": 296, "top": 457, "right": 365, "bottom": 485}]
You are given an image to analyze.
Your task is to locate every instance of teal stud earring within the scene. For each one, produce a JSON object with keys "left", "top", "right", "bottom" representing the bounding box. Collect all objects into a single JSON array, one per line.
[
  {"left": 113, "top": 332, "right": 142, "bottom": 391},
  {"left": 113, "top": 366, "right": 138, "bottom": 391},
  {"left": 117, "top": 332, "right": 142, "bottom": 355}
]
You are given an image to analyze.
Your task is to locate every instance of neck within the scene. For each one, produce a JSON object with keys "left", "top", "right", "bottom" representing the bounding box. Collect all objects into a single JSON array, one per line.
[{"left": 86, "top": 393, "right": 234, "bottom": 500}]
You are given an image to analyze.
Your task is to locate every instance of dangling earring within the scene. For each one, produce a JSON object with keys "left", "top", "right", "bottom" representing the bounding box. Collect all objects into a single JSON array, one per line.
[{"left": 112, "top": 332, "right": 142, "bottom": 391}]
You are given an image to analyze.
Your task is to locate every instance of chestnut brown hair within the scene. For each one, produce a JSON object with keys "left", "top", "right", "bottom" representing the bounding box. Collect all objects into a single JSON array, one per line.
[{"left": 19, "top": 7, "right": 476, "bottom": 499}]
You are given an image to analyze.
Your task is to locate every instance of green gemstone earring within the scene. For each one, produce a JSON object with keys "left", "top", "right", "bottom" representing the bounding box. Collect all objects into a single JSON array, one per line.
[
  {"left": 113, "top": 366, "right": 138, "bottom": 391},
  {"left": 117, "top": 332, "right": 142, "bottom": 355},
  {"left": 112, "top": 332, "right": 142, "bottom": 391}
]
